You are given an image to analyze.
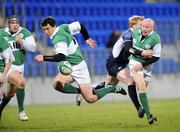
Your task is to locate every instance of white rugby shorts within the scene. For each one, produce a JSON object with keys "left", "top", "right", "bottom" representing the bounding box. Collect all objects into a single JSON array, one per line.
[
  {"left": 128, "top": 58, "right": 152, "bottom": 82},
  {"left": 6, "top": 64, "right": 24, "bottom": 80},
  {"left": 70, "top": 60, "right": 91, "bottom": 84}
]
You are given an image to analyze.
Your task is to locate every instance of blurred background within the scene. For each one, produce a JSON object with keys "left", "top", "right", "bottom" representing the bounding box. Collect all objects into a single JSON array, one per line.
[{"left": 0, "top": 0, "right": 180, "bottom": 105}]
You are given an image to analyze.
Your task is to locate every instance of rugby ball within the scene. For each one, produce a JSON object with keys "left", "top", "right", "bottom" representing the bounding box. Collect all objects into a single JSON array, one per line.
[{"left": 58, "top": 61, "right": 72, "bottom": 75}]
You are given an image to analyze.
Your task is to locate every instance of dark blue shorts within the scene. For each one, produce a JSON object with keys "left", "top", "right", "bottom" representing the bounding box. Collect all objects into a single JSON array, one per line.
[{"left": 106, "top": 56, "right": 126, "bottom": 77}]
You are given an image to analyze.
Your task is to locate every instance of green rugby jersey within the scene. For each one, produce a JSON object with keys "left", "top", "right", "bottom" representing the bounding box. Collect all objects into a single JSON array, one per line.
[
  {"left": 0, "top": 36, "right": 11, "bottom": 72},
  {"left": 51, "top": 22, "right": 84, "bottom": 65},
  {"left": 0, "top": 27, "right": 31, "bottom": 65},
  {"left": 132, "top": 28, "right": 161, "bottom": 63}
]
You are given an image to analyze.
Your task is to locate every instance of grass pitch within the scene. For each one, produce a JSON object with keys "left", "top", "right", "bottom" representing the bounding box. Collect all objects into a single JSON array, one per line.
[{"left": 0, "top": 99, "right": 180, "bottom": 132}]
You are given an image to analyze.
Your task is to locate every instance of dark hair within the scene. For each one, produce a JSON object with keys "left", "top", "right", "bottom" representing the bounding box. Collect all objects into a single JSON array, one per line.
[
  {"left": 40, "top": 16, "right": 57, "bottom": 27},
  {"left": 8, "top": 15, "right": 20, "bottom": 24}
]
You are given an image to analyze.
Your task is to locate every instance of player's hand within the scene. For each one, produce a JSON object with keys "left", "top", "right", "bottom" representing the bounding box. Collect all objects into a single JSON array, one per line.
[
  {"left": 86, "top": 38, "right": 97, "bottom": 48},
  {"left": 132, "top": 63, "right": 143, "bottom": 73},
  {"left": 15, "top": 34, "right": 23, "bottom": 44},
  {"left": 141, "top": 50, "right": 153, "bottom": 58},
  {"left": 34, "top": 54, "right": 44, "bottom": 62}
]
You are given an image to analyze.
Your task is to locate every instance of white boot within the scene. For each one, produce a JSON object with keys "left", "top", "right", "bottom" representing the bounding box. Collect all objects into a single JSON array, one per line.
[{"left": 19, "top": 111, "right": 29, "bottom": 121}]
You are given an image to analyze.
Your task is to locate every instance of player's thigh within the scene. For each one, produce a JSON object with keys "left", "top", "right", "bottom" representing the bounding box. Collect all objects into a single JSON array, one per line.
[
  {"left": 71, "top": 61, "right": 91, "bottom": 84},
  {"left": 105, "top": 75, "right": 119, "bottom": 85},
  {"left": 116, "top": 68, "right": 133, "bottom": 84},
  {"left": 53, "top": 73, "right": 73, "bottom": 85},
  {"left": 8, "top": 70, "right": 25, "bottom": 88}
]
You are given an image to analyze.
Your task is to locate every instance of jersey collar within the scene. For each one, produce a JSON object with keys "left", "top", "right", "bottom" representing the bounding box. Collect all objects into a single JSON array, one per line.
[
  {"left": 5, "top": 26, "right": 23, "bottom": 36},
  {"left": 148, "top": 31, "right": 154, "bottom": 36},
  {"left": 50, "top": 27, "right": 59, "bottom": 39}
]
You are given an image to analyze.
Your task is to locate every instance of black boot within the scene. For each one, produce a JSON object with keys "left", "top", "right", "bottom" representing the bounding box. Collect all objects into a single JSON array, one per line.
[
  {"left": 138, "top": 107, "right": 145, "bottom": 118},
  {"left": 148, "top": 114, "right": 157, "bottom": 125}
]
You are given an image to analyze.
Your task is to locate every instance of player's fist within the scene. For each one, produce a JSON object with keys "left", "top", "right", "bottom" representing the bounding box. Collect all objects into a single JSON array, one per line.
[
  {"left": 15, "top": 34, "right": 23, "bottom": 44},
  {"left": 34, "top": 54, "right": 44, "bottom": 62},
  {"left": 141, "top": 50, "right": 153, "bottom": 58}
]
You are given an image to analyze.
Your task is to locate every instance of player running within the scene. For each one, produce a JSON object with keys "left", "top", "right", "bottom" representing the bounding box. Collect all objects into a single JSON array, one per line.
[
  {"left": 0, "top": 15, "right": 36, "bottom": 121},
  {"left": 35, "top": 17, "right": 126, "bottom": 105}
]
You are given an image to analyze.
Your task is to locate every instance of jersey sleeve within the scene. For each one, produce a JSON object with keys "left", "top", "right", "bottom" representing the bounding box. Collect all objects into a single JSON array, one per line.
[
  {"left": 152, "top": 43, "right": 161, "bottom": 57},
  {"left": 54, "top": 42, "right": 68, "bottom": 56},
  {"left": 1, "top": 47, "right": 15, "bottom": 63},
  {"left": 18, "top": 28, "right": 36, "bottom": 52},
  {"left": 68, "top": 21, "right": 81, "bottom": 35},
  {"left": 22, "top": 35, "right": 36, "bottom": 52},
  {"left": 152, "top": 34, "right": 161, "bottom": 57},
  {"left": 112, "top": 29, "right": 133, "bottom": 58},
  {"left": 112, "top": 37, "right": 124, "bottom": 58}
]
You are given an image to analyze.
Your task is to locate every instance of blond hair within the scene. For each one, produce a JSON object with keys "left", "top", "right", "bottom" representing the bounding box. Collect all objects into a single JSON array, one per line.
[{"left": 128, "top": 15, "right": 144, "bottom": 28}]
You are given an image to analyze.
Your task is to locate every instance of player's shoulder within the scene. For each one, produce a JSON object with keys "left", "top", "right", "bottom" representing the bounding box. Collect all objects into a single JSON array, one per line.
[
  {"left": 20, "top": 27, "right": 31, "bottom": 33},
  {"left": 19, "top": 27, "right": 32, "bottom": 37},
  {"left": 59, "top": 24, "right": 69, "bottom": 31},
  {"left": 151, "top": 31, "right": 161, "bottom": 42},
  {"left": 122, "top": 28, "right": 133, "bottom": 40},
  {"left": 0, "top": 28, "right": 7, "bottom": 35},
  {"left": 0, "top": 35, "right": 6, "bottom": 42},
  {"left": 58, "top": 25, "right": 71, "bottom": 35},
  {"left": 122, "top": 29, "right": 132, "bottom": 35},
  {"left": 152, "top": 31, "right": 160, "bottom": 37},
  {"left": 52, "top": 30, "right": 68, "bottom": 45},
  {"left": 0, "top": 36, "right": 9, "bottom": 50},
  {"left": 53, "top": 25, "right": 72, "bottom": 44},
  {"left": 0, "top": 28, "right": 5, "bottom": 31}
]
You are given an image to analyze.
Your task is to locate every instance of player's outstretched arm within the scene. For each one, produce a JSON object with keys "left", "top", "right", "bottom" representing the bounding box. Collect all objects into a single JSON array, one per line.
[
  {"left": 86, "top": 38, "right": 97, "bottom": 48},
  {"left": 68, "top": 21, "right": 97, "bottom": 48},
  {"left": 34, "top": 53, "right": 66, "bottom": 63}
]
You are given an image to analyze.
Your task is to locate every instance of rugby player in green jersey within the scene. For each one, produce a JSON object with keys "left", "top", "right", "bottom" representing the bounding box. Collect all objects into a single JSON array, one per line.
[
  {"left": 0, "top": 15, "right": 36, "bottom": 121},
  {"left": 0, "top": 35, "right": 14, "bottom": 120},
  {"left": 35, "top": 17, "right": 126, "bottom": 104},
  {"left": 128, "top": 18, "right": 161, "bottom": 124}
]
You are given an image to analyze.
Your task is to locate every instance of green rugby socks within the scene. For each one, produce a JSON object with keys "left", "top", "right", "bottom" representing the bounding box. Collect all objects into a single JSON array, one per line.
[
  {"left": 95, "top": 85, "right": 115, "bottom": 100},
  {"left": 16, "top": 88, "right": 25, "bottom": 112},
  {"left": 62, "top": 84, "right": 81, "bottom": 93},
  {"left": 139, "top": 93, "right": 151, "bottom": 119}
]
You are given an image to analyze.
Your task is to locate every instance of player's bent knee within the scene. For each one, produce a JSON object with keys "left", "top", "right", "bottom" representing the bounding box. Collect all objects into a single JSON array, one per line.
[
  {"left": 84, "top": 99, "right": 94, "bottom": 103},
  {"left": 18, "top": 80, "right": 26, "bottom": 88},
  {"left": 137, "top": 83, "right": 147, "bottom": 92},
  {"left": 84, "top": 96, "right": 96, "bottom": 103}
]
